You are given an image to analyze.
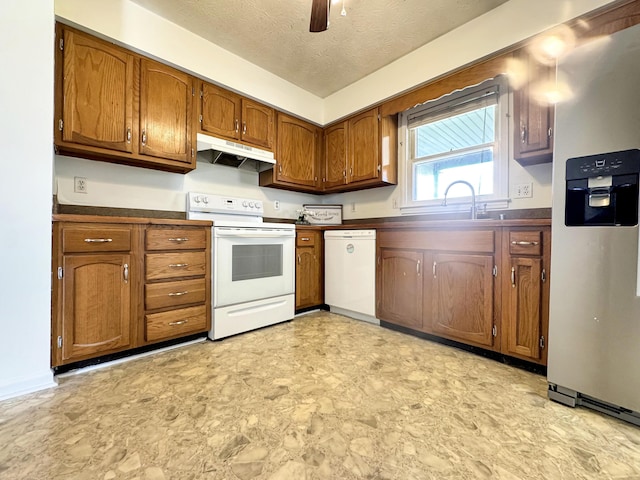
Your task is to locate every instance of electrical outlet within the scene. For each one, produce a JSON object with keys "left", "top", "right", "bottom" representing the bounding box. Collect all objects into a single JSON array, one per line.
[
  {"left": 392, "top": 198, "right": 399, "bottom": 209},
  {"left": 74, "top": 176, "right": 87, "bottom": 194},
  {"left": 274, "top": 200, "right": 280, "bottom": 211},
  {"left": 351, "top": 202, "right": 356, "bottom": 213},
  {"left": 514, "top": 182, "right": 532, "bottom": 198}
]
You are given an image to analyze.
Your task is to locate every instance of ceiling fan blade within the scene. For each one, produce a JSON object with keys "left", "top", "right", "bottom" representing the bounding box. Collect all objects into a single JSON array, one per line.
[{"left": 310, "top": 0, "right": 330, "bottom": 32}]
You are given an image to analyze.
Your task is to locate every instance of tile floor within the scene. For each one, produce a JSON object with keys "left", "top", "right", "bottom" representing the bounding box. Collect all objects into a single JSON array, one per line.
[{"left": 0, "top": 312, "right": 639, "bottom": 480}]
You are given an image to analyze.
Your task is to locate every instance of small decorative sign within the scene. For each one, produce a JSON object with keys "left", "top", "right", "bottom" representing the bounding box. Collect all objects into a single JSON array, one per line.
[{"left": 303, "top": 204, "right": 343, "bottom": 225}]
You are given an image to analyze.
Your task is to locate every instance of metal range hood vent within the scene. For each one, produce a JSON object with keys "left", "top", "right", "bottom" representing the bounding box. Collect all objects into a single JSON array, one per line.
[{"left": 196, "top": 132, "right": 276, "bottom": 173}]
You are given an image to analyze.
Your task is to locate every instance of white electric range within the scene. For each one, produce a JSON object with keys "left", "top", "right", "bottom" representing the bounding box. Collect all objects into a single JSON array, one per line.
[{"left": 186, "top": 192, "right": 295, "bottom": 339}]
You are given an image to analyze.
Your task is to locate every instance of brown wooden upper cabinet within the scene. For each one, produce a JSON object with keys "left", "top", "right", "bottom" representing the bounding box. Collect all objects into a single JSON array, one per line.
[
  {"left": 139, "top": 58, "right": 194, "bottom": 164},
  {"left": 323, "top": 121, "right": 348, "bottom": 189},
  {"left": 512, "top": 48, "right": 554, "bottom": 165},
  {"left": 323, "top": 107, "right": 398, "bottom": 193},
  {"left": 260, "top": 113, "right": 321, "bottom": 192},
  {"left": 198, "top": 81, "right": 274, "bottom": 150},
  {"left": 54, "top": 24, "right": 196, "bottom": 173},
  {"left": 56, "top": 27, "right": 134, "bottom": 154}
]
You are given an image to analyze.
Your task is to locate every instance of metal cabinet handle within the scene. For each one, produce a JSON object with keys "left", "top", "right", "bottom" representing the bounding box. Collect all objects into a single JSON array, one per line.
[
  {"left": 169, "top": 237, "right": 189, "bottom": 243},
  {"left": 84, "top": 238, "right": 113, "bottom": 243},
  {"left": 432, "top": 261, "right": 437, "bottom": 278},
  {"left": 416, "top": 260, "right": 421, "bottom": 275},
  {"left": 300, "top": 237, "right": 310, "bottom": 241},
  {"left": 297, "top": 254, "right": 301, "bottom": 265},
  {"left": 126, "top": 127, "right": 131, "bottom": 143},
  {"left": 141, "top": 129, "right": 147, "bottom": 145},
  {"left": 511, "top": 241, "right": 539, "bottom": 246},
  {"left": 520, "top": 125, "right": 527, "bottom": 144},
  {"left": 169, "top": 319, "right": 188, "bottom": 326},
  {"left": 235, "top": 119, "right": 239, "bottom": 133},
  {"left": 168, "top": 291, "right": 188, "bottom": 297},
  {"left": 169, "top": 263, "right": 188, "bottom": 268},
  {"left": 242, "top": 121, "right": 247, "bottom": 134},
  {"left": 123, "top": 263, "right": 129, "bottom": 283},
  {"left": 511, "top": 266, "right": 516, "bottom": 287}
]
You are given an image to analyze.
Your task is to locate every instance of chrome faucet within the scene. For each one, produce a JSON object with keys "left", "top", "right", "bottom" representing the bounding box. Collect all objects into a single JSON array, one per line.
[{"left": 442, "top": 180, "right": 477, "bottom": 220}]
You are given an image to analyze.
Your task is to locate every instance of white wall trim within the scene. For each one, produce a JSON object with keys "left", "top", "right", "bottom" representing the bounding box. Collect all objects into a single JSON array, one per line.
[{"left": 0, "top": 373, "right": 57, "bottom": 402}]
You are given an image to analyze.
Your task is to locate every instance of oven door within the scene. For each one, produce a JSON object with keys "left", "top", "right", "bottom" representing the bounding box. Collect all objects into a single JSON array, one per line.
[{"left": 214, "top": 227, "right": 295, "bottom": 307}]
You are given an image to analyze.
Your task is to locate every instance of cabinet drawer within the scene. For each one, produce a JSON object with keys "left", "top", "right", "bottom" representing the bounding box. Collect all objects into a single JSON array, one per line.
[
  {"left": 145, "top": 251, "right": 206, "bottom": 280},
  {"left": 509, "top": 231, "right": 542, "bottom": 255},
  {"left": 146, "top": 228, "right": 207, "bottom": 251},
  {"left": 296, "top": 233, "right": 317, "bottom": 247},
  {"left": 145, "top": 278, "right": 206, "bottom": 310},
  {"left": 145, "top": 305, "right": 207, "bottom": 342},
  {"left": 62, "top": 226, "right": 131, "bottom": 253}
]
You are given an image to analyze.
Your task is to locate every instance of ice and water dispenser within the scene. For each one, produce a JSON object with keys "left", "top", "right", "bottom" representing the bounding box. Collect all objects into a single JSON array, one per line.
[{"left": 565, "top": 149, "right": 640, "bottom": 226}]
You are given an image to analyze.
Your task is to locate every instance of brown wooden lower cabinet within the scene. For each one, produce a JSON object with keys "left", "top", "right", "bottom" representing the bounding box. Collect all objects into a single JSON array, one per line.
[
  {"left": 60, "top": 253, "right": 132, "bottom": 363},
  {"left": 51, "top": 217, "right": 211, "bottom": 367},
  {"left": 376, "top": 223, "right": 550, "bottom": 365},
  {"left": 295, "top": 229, "right": 324, "bottom": 310},
  {"left": 431, "top": 253, "right": 495, "bottom": 348},
  {"left": 377, "top": 249, "right": 424, "bottom": 330},
  {"left": 501, "top": 227, "right": 550, "bottom": 365}
]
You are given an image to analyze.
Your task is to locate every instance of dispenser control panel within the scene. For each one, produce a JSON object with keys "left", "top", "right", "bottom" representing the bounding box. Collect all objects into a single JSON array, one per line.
[{"left": 567, "top": 149, "right": 640, "bottom": 180}]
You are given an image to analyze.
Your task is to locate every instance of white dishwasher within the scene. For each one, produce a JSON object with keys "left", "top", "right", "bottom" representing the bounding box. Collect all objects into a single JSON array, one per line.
[{"left": 324, "top": 230, "right": 378, "bottom": 324}]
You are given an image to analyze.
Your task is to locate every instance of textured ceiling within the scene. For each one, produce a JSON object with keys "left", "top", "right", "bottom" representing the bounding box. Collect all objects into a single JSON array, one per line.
[{"left": 130, "top": 0, "right": 511, "bottom": 98}]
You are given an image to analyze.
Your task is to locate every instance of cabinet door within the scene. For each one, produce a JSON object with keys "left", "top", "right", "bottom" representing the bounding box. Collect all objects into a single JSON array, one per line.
[
  {"left": 348, "top": 108, "right": 380, "bottom": 184},
  {"left": 432, "top": 253, "right": 494, "bottom": 347},
  {"left": 139, "top": 58, "right": 194, "bottom": 163},
  {"left": 505, "top": 257, "right": 542, "bottom": 360},
  {"left": 276, "top": 114, "right": 320, "bottom": 188},
  {"left": 242, "top": 99, "right": 275, "bottom": 150},
  {"left": 377, "top": 249, "right": 423, "bottom": 330},
  {"left": 324, "top": 122, "right": 348, "bottom": 190},
  {"left": 61, "top": 254, "right": 131, "bottom": 362},
  {"left": 60, "top": 28, "right": 134, "bottom": 152},
  {"left": 296, "top": 242, "right": 323, "bottom": 309},
  {"left": 513, "top": 49, "right": 554, "bottom": 164},
  {"left": 200, "top": 82, "right": 241, "bottom": 140}
]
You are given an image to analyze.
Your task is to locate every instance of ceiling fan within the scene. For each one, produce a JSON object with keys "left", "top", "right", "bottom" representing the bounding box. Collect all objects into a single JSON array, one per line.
[{"left": 310, "top": 0, "right": 330, "bottom": 32}]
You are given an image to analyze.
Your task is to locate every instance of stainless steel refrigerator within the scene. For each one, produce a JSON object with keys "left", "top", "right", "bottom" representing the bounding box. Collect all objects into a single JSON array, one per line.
[{"left": 548, "top": 22, "right": 640, "bottom": 426}]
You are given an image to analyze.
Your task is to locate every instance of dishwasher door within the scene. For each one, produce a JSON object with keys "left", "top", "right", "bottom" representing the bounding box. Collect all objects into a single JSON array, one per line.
[{"left": 324, "top": 230, "right": 377, "bottom": 320}]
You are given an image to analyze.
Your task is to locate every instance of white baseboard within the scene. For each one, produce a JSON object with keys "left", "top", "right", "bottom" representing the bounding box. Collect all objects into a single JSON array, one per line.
[
  {"left": 329, "top": 306, "right": 380, "bottom": 325},
  {"left": 0, "top": 372, "right": 57, "bottom": 402},
  {"left": 56, "top": 337, "right": 207, "bottom": 379}
]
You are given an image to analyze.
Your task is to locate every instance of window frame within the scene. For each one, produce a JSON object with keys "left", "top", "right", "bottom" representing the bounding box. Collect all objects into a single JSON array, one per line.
[{"left": 398, "top": 76, "right": 510, "bottom": 215}]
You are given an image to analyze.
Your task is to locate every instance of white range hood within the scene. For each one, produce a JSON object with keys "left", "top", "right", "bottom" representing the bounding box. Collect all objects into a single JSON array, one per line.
[{"left": 196, "top": 132, "right": 276, "bottom": 172}]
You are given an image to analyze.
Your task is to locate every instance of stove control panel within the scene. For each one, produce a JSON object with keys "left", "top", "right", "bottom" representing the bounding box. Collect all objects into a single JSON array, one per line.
[{"left": 187, "top": 192, "right": 264, "bottom": 216}]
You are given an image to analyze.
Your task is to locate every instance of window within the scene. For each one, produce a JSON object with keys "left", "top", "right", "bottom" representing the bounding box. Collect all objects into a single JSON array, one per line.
[{"left": 399, "top": 77, "right": 509, "bottom": 213}]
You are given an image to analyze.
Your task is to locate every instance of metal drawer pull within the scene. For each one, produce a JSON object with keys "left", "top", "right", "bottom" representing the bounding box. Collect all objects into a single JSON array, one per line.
[
  {"left": 169, "top": 263, "right": 188, "bottom": 268},
  {"left": 123, "top": 264, "right": 129, "bottom": 283},
  {"left": 168, "top": 291, "right": 188, "bottom": 296},
  {"left": 169, "top": 319, "right": 189, "bottom": 326},
  {"left": 511, "top": 241, "right": 539, "bottom": 246},
  {"left": 511, "top": 266, "right": 516, "bottom": 287},
  {"left": 169, "top": 237, "right": 189, "bottom": 242},
  {"left": 84, "top": 238, "right": 113, "bottom": 243},
  {"left": 301, "top": 237, "right": 310, "bottom": 241}
]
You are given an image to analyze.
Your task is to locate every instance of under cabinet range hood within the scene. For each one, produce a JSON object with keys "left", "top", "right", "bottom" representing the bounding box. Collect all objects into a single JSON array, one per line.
[{"left": 196, "top": 132, "right": 276, "bottom": 172}]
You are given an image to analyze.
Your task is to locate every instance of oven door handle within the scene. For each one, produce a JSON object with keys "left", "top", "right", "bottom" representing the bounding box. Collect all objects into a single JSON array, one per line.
[{"left": 215, "top": 229, "right": 295, "bottom": 238}]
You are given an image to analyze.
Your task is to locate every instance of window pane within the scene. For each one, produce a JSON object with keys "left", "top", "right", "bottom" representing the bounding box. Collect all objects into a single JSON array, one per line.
[
  {"left": 414, "top": 148, "right": 494, "bottom": 201},
  {"left": 414, "top": 105, "right": 495, "bottom": 158}
]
